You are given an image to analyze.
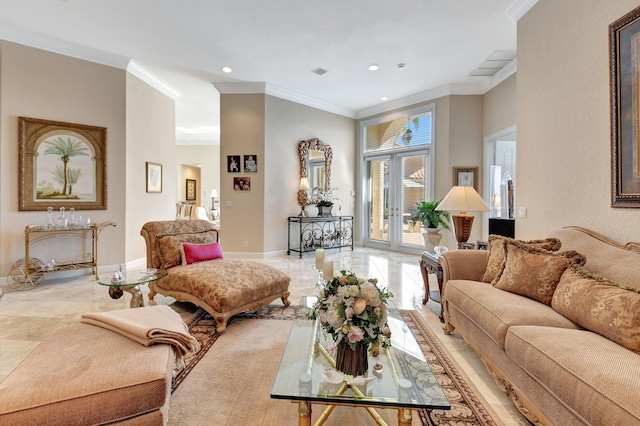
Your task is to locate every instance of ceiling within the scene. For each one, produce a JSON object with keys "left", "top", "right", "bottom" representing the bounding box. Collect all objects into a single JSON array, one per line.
[{"left": 0, "top": 0, "right": 534, "bottom": 145}]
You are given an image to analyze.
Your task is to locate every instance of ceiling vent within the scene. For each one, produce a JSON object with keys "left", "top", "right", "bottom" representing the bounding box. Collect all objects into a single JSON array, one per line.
[
  {"left": 311, "top": 67, "right": 328, "bottom": 76},
  {"left": 469, "top": 50, "right": 516, "bottom": 76}
]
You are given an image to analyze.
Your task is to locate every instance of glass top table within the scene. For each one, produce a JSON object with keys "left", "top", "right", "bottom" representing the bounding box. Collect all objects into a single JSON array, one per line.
[
  {"left": 270, "top": 296, "right": 450, "bottom": 425},
  {"left": 97, "top": 269, "right": 167, "bottom": 308}
]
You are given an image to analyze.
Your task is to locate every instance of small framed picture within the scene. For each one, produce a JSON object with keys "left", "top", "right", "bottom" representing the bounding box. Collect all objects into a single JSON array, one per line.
[
  {"left": 146, "top": 162, "right": 162, "bottom": 193},
  {"left": 227, "top": 155, "right": 241, "bottom": 173},
  {"left": 453, "top": 166, "right": 479, "bottom": 191},
  {"left": 186, "top": 179, "right": 196, "bottom": 200},
  {"left": 234, "top": 177, "right": 251, "bottom": 191},
  {"left": 244, "top": 155, "right": 258, "bottom": 172}
]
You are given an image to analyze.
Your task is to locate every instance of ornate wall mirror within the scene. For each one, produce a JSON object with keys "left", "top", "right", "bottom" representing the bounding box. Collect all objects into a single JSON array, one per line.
[{"left": 298, "top": 138, "right": 333, "bottom": 215}]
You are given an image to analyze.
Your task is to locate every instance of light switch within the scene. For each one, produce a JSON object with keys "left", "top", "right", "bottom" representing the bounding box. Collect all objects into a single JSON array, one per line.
[
  {"left": 519, "top": 207, "right": 527, "bottom": 218},
  {"left": 226, "top": 201, "right": 232, "bottom": 207}
]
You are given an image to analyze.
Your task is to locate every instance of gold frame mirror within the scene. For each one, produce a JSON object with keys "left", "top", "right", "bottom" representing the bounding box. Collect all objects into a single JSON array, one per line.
[{"left": 298, "top": 138, "right": 333, "bottom": 209}]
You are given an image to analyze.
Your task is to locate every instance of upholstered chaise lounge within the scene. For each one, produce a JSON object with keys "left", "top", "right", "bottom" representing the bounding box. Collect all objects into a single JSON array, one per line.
[{"left": 141, "top": 220, "right": 291, "bottom": 333}]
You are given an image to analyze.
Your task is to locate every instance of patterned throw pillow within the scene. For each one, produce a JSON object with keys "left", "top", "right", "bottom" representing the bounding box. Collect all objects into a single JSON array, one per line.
[
  {"left": 155, "top": 230, "right": 219, "bottom": 269},
  {"left": 481, "top": 235, "right": 562, "bottom": 284},
  {"left": 552, "top": 265, "right": 640, "bottom": 353},
  {"left": 494, "top": 241, "right": 585, "bottom": 305}
]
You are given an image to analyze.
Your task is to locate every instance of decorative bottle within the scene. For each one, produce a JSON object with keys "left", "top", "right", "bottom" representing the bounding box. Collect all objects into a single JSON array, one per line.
[
  {"left": 45, "top": 207, "right": 54, "bottom": 230},
  {"left": 57, "top": 207, "right": 68, "bottom": 229}
]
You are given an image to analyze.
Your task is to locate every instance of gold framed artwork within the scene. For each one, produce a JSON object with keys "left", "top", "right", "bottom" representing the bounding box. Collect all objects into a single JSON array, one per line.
[
  {"left": 186, "top": 179, "right": 196, "bottom": 201},
  {"left": 18, "top": 116, "right": 107, "bottom": 211},
  {"left": 610, "top": 5, "right": 640, "bottom": 207},
  {"left": 146, "top": 162, "right": 162, "bottom": 193},
  {"left": 453, "top": 166, "right": 479, "bottom": 191}
]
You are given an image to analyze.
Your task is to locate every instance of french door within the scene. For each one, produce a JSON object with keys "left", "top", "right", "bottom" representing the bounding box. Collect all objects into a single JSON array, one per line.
[{"left": 366, "top": 151, "right": 429, "bottom": 251}]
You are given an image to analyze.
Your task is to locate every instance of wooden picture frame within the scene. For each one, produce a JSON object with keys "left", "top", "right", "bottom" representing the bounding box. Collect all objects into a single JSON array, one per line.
[
  {"left": 453, "top": 166, "right": 479, "bottom": 191},
  {"left": 186, "top": 179, "right": 197, "bottom": 201},
  {"left": 610, "top": 6, "right": 640, "bottom": 207},
  {"left": 19, "top": 116, "right": 107, "bottom": 211},
  {"left": 146, "top": 162, "right": 162, "bottom": 193}
]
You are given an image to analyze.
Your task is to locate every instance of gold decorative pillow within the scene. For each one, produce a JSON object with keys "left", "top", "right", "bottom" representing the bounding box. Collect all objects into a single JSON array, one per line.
[
  {"left": 155, "top": 230, "right": 219, "bottom": 269},
  {"left": 494, "top": 241, "right": 585, "bottom": 305},
  {"left": 552, "top": 265, "right": 640, "bottom": 353},
  {"left": 481, "top": 235, "right": 562, "bottom": 284}
]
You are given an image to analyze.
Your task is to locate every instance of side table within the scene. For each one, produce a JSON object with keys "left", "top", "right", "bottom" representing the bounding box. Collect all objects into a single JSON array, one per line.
[
  {"left": 419, "top": 251, "right": 444, "bottom": 323},
  {"left": 98, "top": 269, "right": 168, "bottom": 308}
]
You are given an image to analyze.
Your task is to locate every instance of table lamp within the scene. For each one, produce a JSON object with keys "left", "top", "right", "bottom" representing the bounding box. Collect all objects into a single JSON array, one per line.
[
  {"left": 298, "top": 177, "right": 309, "bottom": 217},
  {"left": 436, "top": 186, "right": 489, "bottom": 249}
]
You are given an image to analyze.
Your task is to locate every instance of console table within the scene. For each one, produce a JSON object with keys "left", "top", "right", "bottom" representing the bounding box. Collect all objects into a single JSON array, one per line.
[
  {"left": 287, "top": 216, "right": 353, "bottom": 258},
  {"left": 8, "top": 221, "right": 116, "bottom": 290}
]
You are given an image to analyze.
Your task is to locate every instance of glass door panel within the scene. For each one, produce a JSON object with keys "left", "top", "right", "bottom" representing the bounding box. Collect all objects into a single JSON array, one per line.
[
  {"left": 368, "top": 158, "right": 389, "bottom": 243},
  {"left": 400, "top": 154, "right": 426, "bottom": 247}
]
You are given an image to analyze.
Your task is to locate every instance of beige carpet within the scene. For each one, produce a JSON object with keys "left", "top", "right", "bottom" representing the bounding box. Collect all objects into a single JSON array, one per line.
[{"left": 168, "top": 306, "right": 499, "bottom": 425}]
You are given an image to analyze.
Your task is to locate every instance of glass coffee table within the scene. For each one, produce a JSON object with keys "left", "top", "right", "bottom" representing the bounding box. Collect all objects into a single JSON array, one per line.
[
  {"left": 271, "top": 296, "right": 450, "bottom": 425},
  {"left": 98, "top": 268, "right": 167, "bottom": 308}
]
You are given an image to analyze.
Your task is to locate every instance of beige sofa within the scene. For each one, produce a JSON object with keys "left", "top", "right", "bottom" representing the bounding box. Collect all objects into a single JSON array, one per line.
[
  {"left": 141, "top": 220, "right": 291, "bottom": 333},
  {"left": 440, "top": 226, "right": 640, "bottom": 426}
]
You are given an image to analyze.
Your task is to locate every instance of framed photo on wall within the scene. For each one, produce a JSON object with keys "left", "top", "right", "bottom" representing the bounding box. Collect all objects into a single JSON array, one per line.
[
  {"left": 234, "top": 177, "right": 250, "bottom": 191},
  {"left": 18, "top": 116, "right": 107, "bottom": 211},
  {"left": 227, "top": 155, "right": 241, "bottom": 173},
  {"left": 186, "top": 179, "right": 196, "bottom": 200},
  {"left": 453, "top": 166, "right": 479, "bottom": 191},
  {"left": 244, "top": 155, "right": 258, "bottom": 172},
  {"left": 610, "top": 6, "right": 640, "bottom": 207},
  {"left": 146, "top": 162, "right": 162, "bottom": 193}
]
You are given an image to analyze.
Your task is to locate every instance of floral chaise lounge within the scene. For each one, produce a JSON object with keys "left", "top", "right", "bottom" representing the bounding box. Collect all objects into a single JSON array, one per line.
[{"left": 141, "top": 220, "right": 291, "bottom": 333}]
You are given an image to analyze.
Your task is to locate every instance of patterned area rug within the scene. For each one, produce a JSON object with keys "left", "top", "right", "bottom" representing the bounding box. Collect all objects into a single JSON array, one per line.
[{"left": 173, "top": 306, "right": 497, "bottom": 426}]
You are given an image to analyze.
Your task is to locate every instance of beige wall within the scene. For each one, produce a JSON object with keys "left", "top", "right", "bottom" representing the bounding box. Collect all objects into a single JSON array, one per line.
[
  {"left": 218, "top": 93, "right": 266, "bottom": 252},
  {"left": 125, "top": 74, "right": 176, "bottom": 261},
  {"left": 0, "top": 42, "right": 177, "bottom": 277},
  {"left": 483, "top": 74, "right": 516, "bottom": 138},
  {"left": 265, "top": 95, "right": 357, "bottom": 253},
  {"left": 0, "top": 42, "right": 127, "bottom": 273},
  {"left": 517, "top": 0, "right": 640, "bottom": 243}
]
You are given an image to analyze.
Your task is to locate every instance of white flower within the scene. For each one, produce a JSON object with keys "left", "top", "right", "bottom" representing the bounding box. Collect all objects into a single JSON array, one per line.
[
  {"left": 337, "top": 286, "right": 351, "bottom": 300},
  {"left": 360, "top": 282, "right": 381, "bottom": 306},
  {"left": 345, "top": 307, "right": 354, "bottom": 319},
  {"left": 326, "top": 306, "right": 344, "bottom": 330},
  {"left": 348, "top": 285, "right": 360, "bottom": 297}
]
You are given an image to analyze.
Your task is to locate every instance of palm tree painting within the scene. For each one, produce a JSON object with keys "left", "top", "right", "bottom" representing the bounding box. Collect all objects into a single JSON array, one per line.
[{"left": 36, "top": 135, "right": 94, "bottom": 200}]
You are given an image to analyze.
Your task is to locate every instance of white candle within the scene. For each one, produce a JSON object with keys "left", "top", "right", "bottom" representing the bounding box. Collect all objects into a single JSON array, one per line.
[
  {"left": 315, "top": 249, "right": 325, "bottom": 270},
  {"left": 323, "top": 259, "right": 334, "bottom": 281}
]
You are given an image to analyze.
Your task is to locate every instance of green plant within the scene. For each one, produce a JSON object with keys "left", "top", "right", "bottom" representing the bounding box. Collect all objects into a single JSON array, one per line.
[
  {"left": 316, "top": 200, "right": 334, "bottom": 207},
  {"left": 414, "top": 200, "right": 451, "bottom": 230}
]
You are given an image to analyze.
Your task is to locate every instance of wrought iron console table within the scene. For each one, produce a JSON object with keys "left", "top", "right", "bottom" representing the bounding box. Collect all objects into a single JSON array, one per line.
[{"left": 287, "top": 216, "right": 353, "bottom": 258}]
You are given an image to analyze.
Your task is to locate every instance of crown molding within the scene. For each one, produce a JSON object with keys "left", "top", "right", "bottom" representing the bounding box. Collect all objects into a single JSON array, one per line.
[
  {"left": 0, "top": 23, "right": 130, "bottom": 69},
  {"left": 0, "top": 23, "right": 180, "bottom": 100},
  {"left": 126, "top": 60, "right": 181, "bottom": 100},
  {"left": 506, "top": 0, "right": 539, "bottom": 21},
  {"left": 213, "top": 82, "right": 357, "bottom": 118}
]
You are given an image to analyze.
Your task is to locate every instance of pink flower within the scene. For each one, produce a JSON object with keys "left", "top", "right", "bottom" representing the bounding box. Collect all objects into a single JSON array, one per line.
[{"left": 348, "top": 326, "right": 364, "bottom": 342}]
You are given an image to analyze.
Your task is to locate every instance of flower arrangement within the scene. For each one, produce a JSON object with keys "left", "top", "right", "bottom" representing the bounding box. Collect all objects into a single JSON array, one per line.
[{"left": 309, "top": 270, "right": 393, "bottom": 353}]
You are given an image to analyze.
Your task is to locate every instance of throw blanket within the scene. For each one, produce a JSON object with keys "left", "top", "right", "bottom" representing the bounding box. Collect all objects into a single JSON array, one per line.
[{"left": 81, "top": 305, "right": 200, "bottom": 368}]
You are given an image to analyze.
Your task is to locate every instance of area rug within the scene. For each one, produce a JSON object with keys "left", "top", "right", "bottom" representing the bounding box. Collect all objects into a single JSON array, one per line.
[{"left": 171, "top": 305, "right": 498, "bottom": 426}]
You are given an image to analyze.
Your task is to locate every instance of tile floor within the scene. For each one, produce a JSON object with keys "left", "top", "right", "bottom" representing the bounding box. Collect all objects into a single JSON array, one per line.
[{"left": 0, "top": 247, "right": 528, "bottom": 425}]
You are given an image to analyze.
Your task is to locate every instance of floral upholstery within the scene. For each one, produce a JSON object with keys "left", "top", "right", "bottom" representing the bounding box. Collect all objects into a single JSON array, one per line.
[{"left": 141, "top": 220, "right": 291, "bottom": 333}]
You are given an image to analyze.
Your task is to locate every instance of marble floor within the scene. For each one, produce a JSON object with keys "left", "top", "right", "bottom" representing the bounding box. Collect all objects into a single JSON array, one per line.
[{"left": 0, "top": 247, "right": 528, "bottom": 425}]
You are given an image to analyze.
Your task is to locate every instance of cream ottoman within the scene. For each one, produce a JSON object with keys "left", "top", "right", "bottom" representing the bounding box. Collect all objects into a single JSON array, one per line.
[{"left": 0, "top": 323, "right": 174, "bottom": 425}]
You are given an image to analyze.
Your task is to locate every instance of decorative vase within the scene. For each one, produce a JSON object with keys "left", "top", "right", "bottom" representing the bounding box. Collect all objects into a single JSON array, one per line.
[
  {"left": 317, "top": 206, "right": 332, "bottom": 217},
  {"left": 335, "top": 339, "right": 368, "bottom": 376},
  {"left": 423, "top": 228, "right": 443, "bottom": 252}
]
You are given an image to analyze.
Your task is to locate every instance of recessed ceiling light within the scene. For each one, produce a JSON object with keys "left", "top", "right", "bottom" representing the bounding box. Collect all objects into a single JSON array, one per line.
[
  {"left": 222, "top": 66, "right": 232, "bottom": 73},
  {"left": 380, "top": 96, "right": 388, "bottom": 101},
  {"left": 397, "top": 63, "right": 405, "bottom": 69},
  {"left": 368, "top": 64, "right": 379, "bottom": 71}
]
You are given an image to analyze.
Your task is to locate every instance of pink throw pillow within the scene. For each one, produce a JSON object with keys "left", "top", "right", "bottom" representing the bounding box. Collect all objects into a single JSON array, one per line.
[{"left": 181, "top": 242, "right": 223, "bottom": 265}]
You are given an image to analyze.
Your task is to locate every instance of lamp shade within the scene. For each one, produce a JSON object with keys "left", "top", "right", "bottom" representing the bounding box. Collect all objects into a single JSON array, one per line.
[
  {"left": 210, "top": 189, "right": 219, "bottom": 198},
  {"left": 299, "top": 177, "right": 309, "bottom": 191},
  {"left": 436, "top": 186, "right": 489, "bottom": 213}
]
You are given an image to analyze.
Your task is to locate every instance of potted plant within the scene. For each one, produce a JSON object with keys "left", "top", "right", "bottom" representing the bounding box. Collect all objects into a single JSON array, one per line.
[{"left": 413, "top": 200, "right": 451, "bottom": 251}]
